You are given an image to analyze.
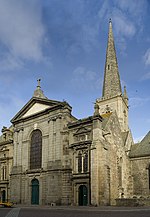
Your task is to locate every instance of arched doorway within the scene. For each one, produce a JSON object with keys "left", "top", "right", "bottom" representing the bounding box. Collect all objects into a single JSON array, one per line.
[
  {"left": 31, "top": 179, "right": 39, "bottom": 205},
  {"left": 2, "top": 190, "right": 6, "bottom": 202},
  {"left": 78, "top": 185, "right": 88, "bottom": 206}
]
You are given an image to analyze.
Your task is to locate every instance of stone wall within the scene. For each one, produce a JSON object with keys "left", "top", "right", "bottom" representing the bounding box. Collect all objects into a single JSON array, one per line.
[
  {"left": 116, "top": 198, "right": 150, "bottom": 207},
  {"left": 131, "top": 157, "right": 150, "bottom": 196}
]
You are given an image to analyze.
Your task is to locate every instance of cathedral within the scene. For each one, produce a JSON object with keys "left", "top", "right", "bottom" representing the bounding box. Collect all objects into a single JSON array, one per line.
[{"left": 0, "top": 20, "right": 150, "bottom": 206}]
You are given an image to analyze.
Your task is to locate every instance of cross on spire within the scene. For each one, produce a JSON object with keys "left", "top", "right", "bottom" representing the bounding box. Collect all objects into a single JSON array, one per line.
[
  {"left": 37, "top": 78, "right": 41, "bottom": 88},
  {"left": 33, "top": 78, "right": 47, "bottom": 99}
]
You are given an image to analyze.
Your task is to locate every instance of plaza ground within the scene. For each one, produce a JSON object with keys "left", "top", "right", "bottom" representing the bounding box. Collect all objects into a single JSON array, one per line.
[{"left": 1, "top": 205, "right": 150, "bottom": 217}]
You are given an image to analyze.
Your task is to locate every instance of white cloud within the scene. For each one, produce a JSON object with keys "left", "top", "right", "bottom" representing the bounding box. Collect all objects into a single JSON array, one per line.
[
  {"left": 71, "top": 66, "right": 101, "bottom": 91},
  {"left": 0, "top": 92, "right": 25, "bottom": 130},
  {"left": 66, "top": 23, "right": 98, "bottom": 57},
  {"left": 81, "top": 25, "right": 98, "bottom": 51},
  {"left": 0, "top": 0, "right": 46, "bottom": 70},
  {"left": 0, "top": 53, "right": 23, "bottom": 71},
  {"left": 144, "top": 48, "right": 150, "bottom": 65},
  {"left": 116, "top": 0, "right": 146, "bottom": 20},
  {"left": 98, "top": 0, "right": 110, "bottom": 21},
  {"left": 73, "top": 66, "right": 96, "bottom": 81},
  {"left": 97, "top": 0, "right": 147, "bottom": 52},
  {"left": 112, "top": 12, "right": 136, "bottom": 38}
]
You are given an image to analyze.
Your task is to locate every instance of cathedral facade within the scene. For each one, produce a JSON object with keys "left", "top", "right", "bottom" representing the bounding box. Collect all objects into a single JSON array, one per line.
[{"left": 0, "top": 20, "right": 150, "bottom": 206}]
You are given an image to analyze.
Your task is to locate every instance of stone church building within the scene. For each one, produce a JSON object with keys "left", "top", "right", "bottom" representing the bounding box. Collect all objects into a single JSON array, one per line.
[{"left": 0, "top": 20, "right": 150, "bottom": 206}]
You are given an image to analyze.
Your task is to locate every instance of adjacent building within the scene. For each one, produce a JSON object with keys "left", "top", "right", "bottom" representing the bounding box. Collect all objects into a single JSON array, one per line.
[{"left": 0, "top": 126, "right": 13, "bottom": 202}]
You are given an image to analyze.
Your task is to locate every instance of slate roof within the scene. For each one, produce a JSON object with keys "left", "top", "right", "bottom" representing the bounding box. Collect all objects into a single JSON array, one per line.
[{"left": 130, "top": 131, "right": 150, "bottom": 158}]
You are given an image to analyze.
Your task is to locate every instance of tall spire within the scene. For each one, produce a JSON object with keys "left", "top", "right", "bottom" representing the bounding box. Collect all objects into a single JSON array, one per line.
[
  {"left": 102, "top": 19, "right": 122, "bottom": 99},
  {"left": 33, "top": 79, "right": 47, "bottom": 99}
]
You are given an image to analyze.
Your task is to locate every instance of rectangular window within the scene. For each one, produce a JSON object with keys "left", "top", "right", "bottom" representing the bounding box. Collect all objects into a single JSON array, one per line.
[
  {"left": 83, "top": 153, "right": 88, "bottom": 173},
  {"left": 78, "top": 153, "right": 82, "bottom": 173},
  {"left": 77, "top": 152, "right": 88, "bottom": 173},
  {"left": 1, "top": 165, "right": 7, "bottom": 180}
]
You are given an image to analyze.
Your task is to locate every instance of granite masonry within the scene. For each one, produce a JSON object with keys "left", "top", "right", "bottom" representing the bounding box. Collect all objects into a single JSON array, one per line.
[{"left": 0, "top": 20, "right": 150, "bottom": 206}]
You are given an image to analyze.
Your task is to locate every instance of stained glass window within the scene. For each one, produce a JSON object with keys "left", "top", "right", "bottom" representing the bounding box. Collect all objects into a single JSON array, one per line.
[{"left": 30, "top": 130, "right": 42, "bottom": 170}]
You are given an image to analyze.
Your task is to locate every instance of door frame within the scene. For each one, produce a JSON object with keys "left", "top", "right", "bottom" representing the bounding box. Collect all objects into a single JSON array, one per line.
[{"left": 2, "top": 190, "right": 6, "bottom": 202}]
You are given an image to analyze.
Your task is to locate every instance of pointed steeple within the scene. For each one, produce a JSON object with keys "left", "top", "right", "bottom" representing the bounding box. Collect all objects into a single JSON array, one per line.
[
  {"left": 33, "top": 79, "right": 47, "bottom": 99},
  {"left": 102, "top": 19, "right": 122, "bottom": 99}
]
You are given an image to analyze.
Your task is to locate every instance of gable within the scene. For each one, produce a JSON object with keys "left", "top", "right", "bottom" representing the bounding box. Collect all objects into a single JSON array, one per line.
[
  {"left": 11, "top": 97, "right": 65, "bottom": 123},
  {"left": 74, "top": 127, "right": 90, "bottom": 135},
  {"left": 22, "top": 103, "right": 50, "bottom": 118}
]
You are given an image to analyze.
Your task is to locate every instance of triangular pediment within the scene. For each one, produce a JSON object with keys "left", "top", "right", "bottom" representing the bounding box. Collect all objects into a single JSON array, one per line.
[
  {"left": 11, "top": 97, "right": 63, "bottom": 123},
  {"left": 22, "top": 103, "right": 50, "bottom": 118},
  {"left": 74, "top": 127, "right": 90, "bottom": 135}
]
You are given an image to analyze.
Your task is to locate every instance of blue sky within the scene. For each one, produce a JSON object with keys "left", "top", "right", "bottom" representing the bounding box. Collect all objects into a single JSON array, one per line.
[{"left": 0, "top": 0, "right": 150, "bottom": 142}]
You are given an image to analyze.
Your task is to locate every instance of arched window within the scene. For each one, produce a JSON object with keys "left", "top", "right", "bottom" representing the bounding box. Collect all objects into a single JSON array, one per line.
[{"left": 30, "top": 130, "right": 42, "bottom": 170}]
